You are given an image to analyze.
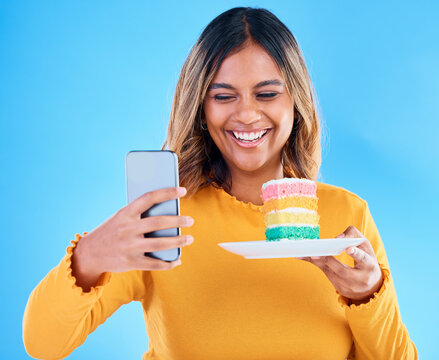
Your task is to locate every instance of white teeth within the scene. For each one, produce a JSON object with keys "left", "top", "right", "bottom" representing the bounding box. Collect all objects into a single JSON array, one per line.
[{"left": 232, "top": 130, "right": 267, "bottom": 141}]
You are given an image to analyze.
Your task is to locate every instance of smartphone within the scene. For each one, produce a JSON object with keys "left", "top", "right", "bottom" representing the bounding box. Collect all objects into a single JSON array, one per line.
[{"left": 125, "top": 150, "right": 181, "bottom": 262}]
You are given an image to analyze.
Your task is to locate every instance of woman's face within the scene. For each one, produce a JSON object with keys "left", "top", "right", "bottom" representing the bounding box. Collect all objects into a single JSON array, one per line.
[{"left": 203, "top": 42, "right": 294, "bottom": 175}]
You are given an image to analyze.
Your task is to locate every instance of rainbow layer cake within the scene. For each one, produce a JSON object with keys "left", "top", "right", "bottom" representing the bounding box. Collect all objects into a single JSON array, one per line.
[{"left": 261, "top": 178, "right": 320, "bottom": 241}]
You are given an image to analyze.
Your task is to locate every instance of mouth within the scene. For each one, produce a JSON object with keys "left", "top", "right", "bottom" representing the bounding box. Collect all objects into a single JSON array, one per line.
[{"left": 226, "top": 128, "right": 272, "bottom": 148}]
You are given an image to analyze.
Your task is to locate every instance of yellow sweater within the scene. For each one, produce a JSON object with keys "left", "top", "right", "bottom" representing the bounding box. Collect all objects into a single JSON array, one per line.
[{"left": 23, "top": 182, "right": 417, "bottom": 359}]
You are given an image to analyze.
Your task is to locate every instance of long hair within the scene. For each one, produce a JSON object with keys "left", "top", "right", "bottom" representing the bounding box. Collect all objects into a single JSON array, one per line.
[{"left": 162, "top": 7, "right": 322, "bottom": 197}]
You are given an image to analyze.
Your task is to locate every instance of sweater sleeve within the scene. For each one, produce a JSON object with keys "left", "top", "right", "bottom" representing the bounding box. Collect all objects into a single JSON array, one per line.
[
  {"left": 339, "top": 201, "right": 418, "bottom": 360},
  {"left": 23, "top": 233, "right": 151, "bottom": 360}
]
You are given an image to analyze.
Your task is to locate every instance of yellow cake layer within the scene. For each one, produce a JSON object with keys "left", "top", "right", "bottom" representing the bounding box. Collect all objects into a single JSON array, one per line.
[
  {"left": 263, "top": 196, "right": 318, "bottom": 213},
  {"left": 264, "top": 212, "right": 320, "bottom": 227}
]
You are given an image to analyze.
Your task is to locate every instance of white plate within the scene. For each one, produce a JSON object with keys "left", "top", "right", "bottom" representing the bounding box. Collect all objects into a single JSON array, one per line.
[{"left": 218, "top": 238, "right": 365, "bottom": 259}]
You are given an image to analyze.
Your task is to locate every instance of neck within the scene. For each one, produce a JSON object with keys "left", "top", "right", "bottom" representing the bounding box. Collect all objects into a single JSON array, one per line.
[{"left": 227, "top": 162, "right": 285, "bottom": 206}]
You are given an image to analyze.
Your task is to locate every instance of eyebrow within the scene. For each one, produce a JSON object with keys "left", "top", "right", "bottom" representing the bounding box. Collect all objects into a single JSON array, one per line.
[{"left": 208, "top": 79, "right": 284, "bottom": 90}]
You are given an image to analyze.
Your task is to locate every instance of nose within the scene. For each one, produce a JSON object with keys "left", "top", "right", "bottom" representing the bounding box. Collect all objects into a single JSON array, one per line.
[{"left": 233, "top": 96, "right": 262, "bottom": 124}]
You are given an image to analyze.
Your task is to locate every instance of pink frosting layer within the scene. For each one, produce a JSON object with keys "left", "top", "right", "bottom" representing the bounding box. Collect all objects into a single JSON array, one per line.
[{"left": 262, "top": 180, "right": 316, "bottom": 201}]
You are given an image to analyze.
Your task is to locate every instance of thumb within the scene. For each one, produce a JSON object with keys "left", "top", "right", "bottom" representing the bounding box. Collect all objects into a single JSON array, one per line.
[{"left": 346, "top": 245, "right": 374, "bottom": 269}]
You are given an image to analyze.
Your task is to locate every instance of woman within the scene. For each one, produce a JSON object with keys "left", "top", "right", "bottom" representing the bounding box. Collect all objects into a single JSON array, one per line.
[{"left": 23, "top": 7, "right": 417, "bottom": 359}]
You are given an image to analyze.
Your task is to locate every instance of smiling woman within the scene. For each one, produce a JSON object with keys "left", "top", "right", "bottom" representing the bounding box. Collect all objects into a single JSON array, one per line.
[
  {"left": 163, "top": 7, "right": 321, "bottom": 202},
  {"left": 23, "top": 6, "right": 418, "bottom": 360},
  {"left": 203, "top": 43, "right": 295, "bottom": 200}
]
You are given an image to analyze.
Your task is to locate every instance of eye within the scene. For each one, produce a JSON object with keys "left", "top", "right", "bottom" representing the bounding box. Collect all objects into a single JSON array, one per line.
[
  {"left": 257, "top": 92, "right": 278, "bottom": 99},
  {"left": 214, "top": 95, "right": 235, "bottom": 101}
]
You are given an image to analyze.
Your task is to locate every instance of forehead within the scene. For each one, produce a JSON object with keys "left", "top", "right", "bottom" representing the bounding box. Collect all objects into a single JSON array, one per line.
[{"left": 211, "top": 42, "right": 283, "bottom": 84}]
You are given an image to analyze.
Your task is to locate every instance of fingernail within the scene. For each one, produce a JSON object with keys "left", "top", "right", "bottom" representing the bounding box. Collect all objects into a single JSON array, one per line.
[
  {"left": 177, "top": 187, "right": 187, "bottom": 196},
  {"left": 311, "top": 256, "right": 320, "bottom": 260},
  {"left": 346, "top": 247, "right": 354, "bottom": 255},
  {"left": 186, "top": 217, "right": 194, "bottom": 226},
  {"left": 186, "top": 235, "right": 194, "bottom": 244}
]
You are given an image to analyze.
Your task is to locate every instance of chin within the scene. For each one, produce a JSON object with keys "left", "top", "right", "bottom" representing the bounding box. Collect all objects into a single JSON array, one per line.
[{"left": 233, "top": 160, "right": 267, "bottom": 173}]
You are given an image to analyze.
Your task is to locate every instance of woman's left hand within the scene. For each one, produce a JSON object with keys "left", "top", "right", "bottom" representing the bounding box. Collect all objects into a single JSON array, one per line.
[{"left": 299, "top": 226, "right": 384, "bottom": 305}]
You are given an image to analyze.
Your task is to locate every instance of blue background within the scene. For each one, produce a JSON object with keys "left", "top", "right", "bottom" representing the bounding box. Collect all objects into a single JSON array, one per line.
[{"left": 1, "top": 1, "right": 438, "bottom": 359}]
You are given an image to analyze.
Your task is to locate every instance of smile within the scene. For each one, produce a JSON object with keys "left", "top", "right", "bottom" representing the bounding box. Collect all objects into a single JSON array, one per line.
[{"left": 226, "top": 129, "right": 271, "bottom": 148}]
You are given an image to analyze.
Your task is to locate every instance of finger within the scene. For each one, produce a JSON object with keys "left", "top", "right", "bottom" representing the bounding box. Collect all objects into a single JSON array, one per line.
[
  {"left": 356, "top": 238, "right": 376, "bottom": 257},
  {"left": 134, "top": 255, "right": 182, "bottom": 271},
  {"left": 296, "top": 256, "right": 313, "bottom": 262},
  {"left": 307, "top": 256, "right": 362, "bottom": 295},
  {"left": 127, "top": 186, "right": 186, "bottom": 217},
  {"left": 343, "top": 225, "right": 364, "bottom": 238},
  {"left": 306, "top": 256, "right": 352, "bottom": 278},
  {"left": 345, "top": 246, "right": 374, "bottom": 269},
  {"left": 299, "top": 256, "right": 355, "bottom": 294},
  {"left": 136, "top": 215, "right": 194, "bottom": 234},
  {"left": 131, "top": 235, "right": 194, "bottom": 252}
]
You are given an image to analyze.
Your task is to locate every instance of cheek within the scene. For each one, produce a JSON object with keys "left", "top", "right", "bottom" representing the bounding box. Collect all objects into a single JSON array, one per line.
[
  {"left": 203, "top": 102, "right": 229, "bottom": 149},
  {"left": 203, "top": 101, "right": 228, "bottom": 126},
  {"left": 269, "top": 107, "right": 294, "bottom": 133},
  {"left": 265, "top": 111, "right": 294, "bottom": 151}
]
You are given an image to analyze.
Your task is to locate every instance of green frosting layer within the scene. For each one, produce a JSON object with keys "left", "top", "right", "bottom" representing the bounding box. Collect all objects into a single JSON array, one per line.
[{"left": 265, "top": 226, "right": 320, "bottom": 241}]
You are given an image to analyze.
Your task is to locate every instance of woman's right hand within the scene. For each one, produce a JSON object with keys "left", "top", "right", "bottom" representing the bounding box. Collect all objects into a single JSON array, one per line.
[{"left": 71, "top": 186, "right": 194, "bottom": 291}]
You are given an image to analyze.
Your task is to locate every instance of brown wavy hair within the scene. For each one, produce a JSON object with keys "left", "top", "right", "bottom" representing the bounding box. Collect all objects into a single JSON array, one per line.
[{"left": 162, "top": 7, "right": 322, "bottom": 197}]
